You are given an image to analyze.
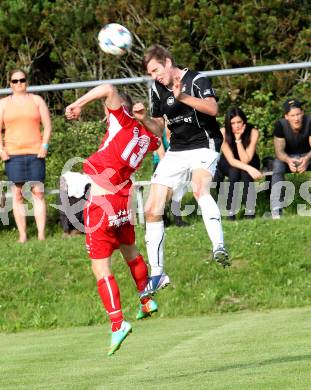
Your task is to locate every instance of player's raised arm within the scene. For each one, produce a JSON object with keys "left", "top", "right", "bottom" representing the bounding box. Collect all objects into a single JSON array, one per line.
[
  {"left": 172, "top": 76, "right": 218, "bottom": 116},
  {"left": 65, "top": 84, "right": 122, "bottom": 120},
  {"left": 132, "top": 102, "right": 164, "bottom": 137}
]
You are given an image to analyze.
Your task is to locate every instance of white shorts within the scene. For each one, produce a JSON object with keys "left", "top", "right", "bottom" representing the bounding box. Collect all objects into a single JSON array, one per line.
[{"left": 151, "top": 148, "right": 219, "bottom": 189}]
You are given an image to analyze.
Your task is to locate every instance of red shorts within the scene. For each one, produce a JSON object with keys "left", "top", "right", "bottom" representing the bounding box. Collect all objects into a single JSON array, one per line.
[{"left": 84, "top": 194, "right": 135, "bottom": 259}]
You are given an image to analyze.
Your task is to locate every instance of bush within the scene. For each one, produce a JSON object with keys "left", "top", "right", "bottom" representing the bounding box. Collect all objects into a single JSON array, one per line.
[{"left": 240, "top": 90, "right": 281, "bottom": 159}]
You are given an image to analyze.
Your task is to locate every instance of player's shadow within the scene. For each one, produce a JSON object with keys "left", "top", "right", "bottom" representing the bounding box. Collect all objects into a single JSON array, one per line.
[
  {"left": 135, "top": 353, "right": 311, "bottom": 385},
  {"left": 208, "top": 353, "right": 311, "bottom": 372}
]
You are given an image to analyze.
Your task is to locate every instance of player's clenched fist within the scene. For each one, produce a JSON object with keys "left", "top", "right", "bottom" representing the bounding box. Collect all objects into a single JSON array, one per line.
[
  {"left": 132, "top": 102, "right": 147, "bottom": 122},
  {"left": 172, "top": 76, "right": 183, "bottom": 100},
  {"left": 65, "top": 105, "right": 81, "bottom": 120}
]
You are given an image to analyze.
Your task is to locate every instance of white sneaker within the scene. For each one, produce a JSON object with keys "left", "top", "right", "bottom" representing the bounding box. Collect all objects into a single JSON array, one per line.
[
  {"left": 140, "top": 273, "right": 170, "bottom": 297},
  {"left": 271, "top": 210, "right": 281, "bottom": 220}
]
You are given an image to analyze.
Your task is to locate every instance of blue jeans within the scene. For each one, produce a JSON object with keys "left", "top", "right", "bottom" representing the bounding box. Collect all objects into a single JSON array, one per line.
[
  {"left": 270, "top": 155, "right": 311, "bottom": 212},
  {"left": 5, "top": 154, "right": 46, "bottom": 184}
]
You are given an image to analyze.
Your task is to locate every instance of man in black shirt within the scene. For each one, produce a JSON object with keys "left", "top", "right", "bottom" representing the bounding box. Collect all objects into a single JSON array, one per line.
[
  {"left": 134, "top": 45, "right": 229, "bottom": 296},
  {"left": 271, "top": 99, "right": 311, "bottom": 219}
]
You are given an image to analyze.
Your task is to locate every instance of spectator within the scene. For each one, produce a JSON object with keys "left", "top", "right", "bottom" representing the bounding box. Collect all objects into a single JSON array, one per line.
[
  {"left": 59, "top": 171, "right": 91, "bottom": 236},
  {"left": 0, "top": 69, "right": 52, "bottom": 242},
  {"left": 271, "top": 99, "right": 311, "bottom": 219},
  {"left": 214, "top": 107, "right": 262, "bottom": 219}
]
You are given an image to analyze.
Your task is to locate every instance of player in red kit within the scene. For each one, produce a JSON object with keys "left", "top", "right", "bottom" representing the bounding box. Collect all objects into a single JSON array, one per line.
[{"left": 65, "top": 83, "right": 160, "bottom": 356}]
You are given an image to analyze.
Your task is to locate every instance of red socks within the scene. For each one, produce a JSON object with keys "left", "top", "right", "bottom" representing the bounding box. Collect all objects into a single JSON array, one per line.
[
  {"left": 127, "top": 254, "right": 149, "bottom": 293},
  {"left": 127, "top": 254, "right": 151, "bottom": 304},
  {"left": 97, "top": 255, "right": 150, "bottom": 332},
  {"left": 97, "top": 276, "right": 123, "bottom": 332}
]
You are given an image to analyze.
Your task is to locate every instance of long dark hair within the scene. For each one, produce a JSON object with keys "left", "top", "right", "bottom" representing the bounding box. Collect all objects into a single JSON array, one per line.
[{"left": 224, "top": 107, "right": 252, "bottom": 149}]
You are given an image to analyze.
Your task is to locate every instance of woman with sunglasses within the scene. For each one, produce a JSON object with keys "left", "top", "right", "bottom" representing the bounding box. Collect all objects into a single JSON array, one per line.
[{"left": 0, "top": 69, "right": 52, "bottom": 242}]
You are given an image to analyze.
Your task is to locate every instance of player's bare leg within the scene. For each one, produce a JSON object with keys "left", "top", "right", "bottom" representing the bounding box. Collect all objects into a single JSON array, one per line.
[
  {"left": 11, "top": 184, "right": 27, "bottom": 243},
  {"left": 32, "top": 183, "right": 46, "bottom": 241}
]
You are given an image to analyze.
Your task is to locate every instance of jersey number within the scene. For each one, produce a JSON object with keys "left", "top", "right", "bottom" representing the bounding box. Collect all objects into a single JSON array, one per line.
[{"left": 121, "top": 127, "right": 150, "bottom": 168}]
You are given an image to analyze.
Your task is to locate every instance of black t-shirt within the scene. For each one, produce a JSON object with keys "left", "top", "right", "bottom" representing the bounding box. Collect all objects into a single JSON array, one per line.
[
  {"left": 150, "top": 69, "right": 222, "bottom": 152},
  {"left": 273, "top": 115, "right": 311, "bottom": 155}
]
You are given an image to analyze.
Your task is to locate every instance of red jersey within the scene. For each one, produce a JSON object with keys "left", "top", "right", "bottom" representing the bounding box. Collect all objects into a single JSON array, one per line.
[{"left": 83, "top": 105, "right": 159, "bottom": 196}]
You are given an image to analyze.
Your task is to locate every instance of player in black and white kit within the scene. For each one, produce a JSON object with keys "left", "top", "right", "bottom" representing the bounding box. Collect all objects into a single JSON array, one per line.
[{"left": 134, "top": 45, "right": 230, "bottom": 296}]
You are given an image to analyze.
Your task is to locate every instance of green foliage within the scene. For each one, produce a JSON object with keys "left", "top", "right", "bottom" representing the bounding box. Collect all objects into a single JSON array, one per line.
[
  {"left": 40, "top": 0, "right": 102, "bottom": 82},
  {"left": 0, "top": 0, "right": 49, "bottom": 84},
  {"left": 241, "top": 90, "right": 281, "bottom": 158},
  {"left": 0, "top": 0, "right": 309, "bottom": 111}
]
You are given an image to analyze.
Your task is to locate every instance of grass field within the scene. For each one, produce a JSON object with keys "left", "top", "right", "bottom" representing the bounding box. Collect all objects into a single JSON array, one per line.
[
  {"left": 0, "top": 216, "right": 311, "bottom": 331},
  {"left": 0, "top": 307, "right": 310, "bottom": 389},
  {"left": 0, "top": 214, "right": 311, "bottom": 388}
]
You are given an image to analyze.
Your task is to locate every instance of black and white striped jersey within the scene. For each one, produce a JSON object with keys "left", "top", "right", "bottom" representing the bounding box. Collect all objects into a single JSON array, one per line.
[{"left": 150, "top": 69, "right": 223, "bottom": 152}]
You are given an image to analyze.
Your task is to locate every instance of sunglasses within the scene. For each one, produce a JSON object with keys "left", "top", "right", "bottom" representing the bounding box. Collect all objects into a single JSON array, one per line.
[{"left": 11, "top": 78, "right": 26, "bottom": 84}]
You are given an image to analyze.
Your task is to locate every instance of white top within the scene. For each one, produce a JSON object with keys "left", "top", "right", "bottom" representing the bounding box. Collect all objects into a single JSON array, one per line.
[{"left": 61, "top": 172, "right": 91, "bottom": 198}]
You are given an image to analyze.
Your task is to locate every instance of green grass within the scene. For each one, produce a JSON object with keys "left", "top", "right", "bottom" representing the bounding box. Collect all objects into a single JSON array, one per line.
[
  {"left": 0, "top": 215, "right": 311, "bottom": 331},
  {"left": 0, "top": 307, "right": 310, "bottom": 389},
  {"left": 0, "top": 213, "right": 310, "bottom": 388}
]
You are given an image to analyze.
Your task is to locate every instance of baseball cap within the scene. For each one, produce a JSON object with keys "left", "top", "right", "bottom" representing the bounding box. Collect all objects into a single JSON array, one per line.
[{"left": 283, "top": 99, "right": 302, "bottom": 113}]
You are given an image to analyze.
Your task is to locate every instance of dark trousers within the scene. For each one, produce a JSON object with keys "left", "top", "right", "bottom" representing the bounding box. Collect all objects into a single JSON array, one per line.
[
  {"left": 59, "top": 194, "right": 86, "bottom": 233},
  {"left": 214, "top": 154, "right": 260, "bottom": 216},
  {"left": 270, "top": 156, "right": 311, "bottom": 211},
  {"left": 59, "top": 182, "right": 90, "bottom": 233}
]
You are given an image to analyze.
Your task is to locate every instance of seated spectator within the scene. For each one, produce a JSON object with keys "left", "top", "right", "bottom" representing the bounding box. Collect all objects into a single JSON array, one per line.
[
  {"left": 270, "top": 99, "right": 311, "bottom": 219},
  {"left": 59, "top": 171, "right": 91, "bottom": 236},
  {"left": 214, "top": 107, "right": 262, "bottom": 219}
]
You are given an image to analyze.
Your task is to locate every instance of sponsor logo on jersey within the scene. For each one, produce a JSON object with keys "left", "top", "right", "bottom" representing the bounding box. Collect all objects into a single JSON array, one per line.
[
  {"left": 203, "top": 89, "right": 211, "bottom": 95},
  {"left": 167, "top": 96, "right": 175, "bottom": 106},
  {"left": 108, "top": 209, "right": 132, "bottom": 227}
]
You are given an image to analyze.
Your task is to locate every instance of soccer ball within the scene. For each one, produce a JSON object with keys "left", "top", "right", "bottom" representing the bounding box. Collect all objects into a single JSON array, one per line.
[{"left": 98, "top": 23, "right": 132, "bottom": 56}]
